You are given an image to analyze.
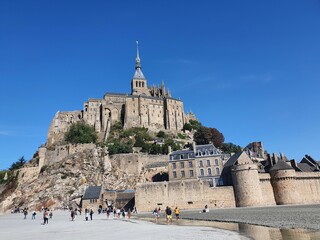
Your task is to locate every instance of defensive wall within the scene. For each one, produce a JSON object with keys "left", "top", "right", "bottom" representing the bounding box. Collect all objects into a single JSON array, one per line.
[
  {"left": 136, "top": 163, "right": 320, "bottom": 211},
  {"left": 135, "top": 179, "right": 235, "bottom": 211}
]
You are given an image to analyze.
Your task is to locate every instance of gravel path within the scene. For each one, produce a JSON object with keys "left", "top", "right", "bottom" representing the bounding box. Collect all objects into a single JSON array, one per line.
[{"left": 139, "top": 204, "right": 320, "bottom": 231}]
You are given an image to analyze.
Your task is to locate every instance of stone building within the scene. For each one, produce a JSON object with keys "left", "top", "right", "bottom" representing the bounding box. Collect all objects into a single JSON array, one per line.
[
  {"left": 168, "top": 143, "right": 230, "bottom": 186},
  {"left": 47, "top": 43, "right": 195, "bottom": 147}
]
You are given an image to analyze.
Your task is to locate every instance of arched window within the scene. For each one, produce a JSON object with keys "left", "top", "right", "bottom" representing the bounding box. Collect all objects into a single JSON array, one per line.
[
  {"left": 216, "top": 167, "right": 220, "bottom": 175},
  {"left": 139, "top": 81, "right": 141, "bottom": 87},
  {"left": 200, "top": 169, "right": 204, "bottom": 176},
  {"left": 215, "top": 159, "right": 219, "bottom": 166},
  {"left": 199, "top": 160, "right": 203, "bottom": 167},
  {"left": 136, "top": 81, "right": 138, "bottom": 87},
  {"left": 208, "top": 168, "right": 212, "bottom": 175},
  {"left": 142, "top": 82, "right": 144, "bottom": 87}
]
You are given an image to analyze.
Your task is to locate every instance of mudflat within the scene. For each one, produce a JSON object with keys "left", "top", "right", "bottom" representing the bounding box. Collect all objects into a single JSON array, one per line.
[{"left": 177, "top": 204, "right": 320, "bottom": 231}]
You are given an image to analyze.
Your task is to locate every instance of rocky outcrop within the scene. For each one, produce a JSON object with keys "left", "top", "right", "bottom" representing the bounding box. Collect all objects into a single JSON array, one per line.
[{"left": 0, "top": 146, "right": 168, "bottom": 213}]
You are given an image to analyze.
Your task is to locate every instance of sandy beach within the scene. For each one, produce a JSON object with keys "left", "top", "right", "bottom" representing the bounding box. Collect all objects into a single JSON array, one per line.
[{"left": 0, "top": 210, "right": 247, "bottom": 240}]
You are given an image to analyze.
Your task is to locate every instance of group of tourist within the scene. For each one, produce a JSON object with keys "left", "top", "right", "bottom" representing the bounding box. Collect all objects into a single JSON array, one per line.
[{"left": 153, "top": 206, "right": 180, "bottom": 224}]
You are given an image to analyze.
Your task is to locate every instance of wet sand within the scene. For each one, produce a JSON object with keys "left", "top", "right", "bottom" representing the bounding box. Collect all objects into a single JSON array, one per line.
[
  {"left": 180, "top": 204, "right": 320, "bottom": 231},
  {"left": 0, "top": 210, "right": 248, "bottom": 240}
]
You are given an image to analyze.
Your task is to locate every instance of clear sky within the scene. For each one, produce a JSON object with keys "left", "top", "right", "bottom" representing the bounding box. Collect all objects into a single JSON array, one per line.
[{"left": 1, "top": 0, "right": 320, "bottom": 170}]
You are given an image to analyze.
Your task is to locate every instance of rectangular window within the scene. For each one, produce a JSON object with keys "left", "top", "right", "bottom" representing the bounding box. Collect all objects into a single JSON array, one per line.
[
  {"left": 173, "top": 171, "right": 177, "bottom": 178},
  {"left": 172, "top": 163, "right": 176, "bottom": 169},
  {"left": 200, "top": 169, "right": 204, "bottom": 176},
  {"left": 181, "top": 170, "right": 185, "bottom": 178},
  {"left": 207, "top": 160, "right": 211, "bottom": 166},
  {"left": 180, "top": 162, "right": 184, "bottom": 168},
  {"left": 189, "top": 170, "right": 194, "bottom": 177},
  {"left": 199, "top": 160, "right": 203, "bottom": 167},
  {"left": 188, "top": 161, "right": 193, "bottom": 167}
]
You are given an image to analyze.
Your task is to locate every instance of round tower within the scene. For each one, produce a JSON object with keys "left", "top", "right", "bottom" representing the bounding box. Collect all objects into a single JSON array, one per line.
[
  {"left": 231, "top": 163, "right": 263, "bottom": 207},
  {"left": 270, "top": 162, "right": 300, "bottom": 205}
]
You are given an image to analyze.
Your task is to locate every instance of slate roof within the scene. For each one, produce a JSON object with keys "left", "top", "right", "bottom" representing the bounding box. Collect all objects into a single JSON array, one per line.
[
  {"left": 82, "top": 186, "right": 102, "bottom": 200},
  {"left": 297, "top": 163, "right": 317, "bottom": 172},
  {"left": 133, "top": 68, "right": 146, "bottom": 79},
  {"left": 270, "top": 160, "right": 293, "bottom": 171},
  {"left": 223, "top": 151, "right": 252, "bottom": 168}
]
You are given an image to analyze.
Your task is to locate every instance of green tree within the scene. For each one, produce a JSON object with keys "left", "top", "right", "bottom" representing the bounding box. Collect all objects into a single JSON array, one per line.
[
  {"left": 9, "top": 156, "right": 26, "bottom": 171},
  {"left": 209, "top": 128, "right": 225, "bottom": 148},
  {"left": 64, "top": 122, "right": 97, "bottom": 144},
  {"left": 221, "top": 142, "right": 242, "bottom": 154},
  {"left": 193, "top": 126, "right": 212, "bottom": 145},
  {"left": 182, "top": 123, "right": 192, "bottom": 131},
  {"left": 189, "top": 120, "right": 201, "bottom": 130}
]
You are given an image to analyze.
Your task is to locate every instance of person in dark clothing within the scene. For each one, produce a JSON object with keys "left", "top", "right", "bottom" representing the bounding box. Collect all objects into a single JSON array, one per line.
[{"left": 89, "top": 209, "right": 93, "bottom": 220}]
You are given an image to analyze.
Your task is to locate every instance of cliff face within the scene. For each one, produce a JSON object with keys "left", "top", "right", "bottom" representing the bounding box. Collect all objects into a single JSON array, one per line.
[{"left": 0, "top": 147, "right": 167, "bottom": 213}]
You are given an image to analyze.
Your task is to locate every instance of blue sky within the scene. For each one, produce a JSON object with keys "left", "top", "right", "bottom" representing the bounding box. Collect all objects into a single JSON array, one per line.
[{"left": 1, "top": 0, "right": 320, "bottom": 170}]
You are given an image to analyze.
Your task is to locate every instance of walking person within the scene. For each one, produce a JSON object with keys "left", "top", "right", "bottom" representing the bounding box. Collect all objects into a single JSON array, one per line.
[
  {"left": 49, "top": 211, "right": 53, "bottom": 219},
  {"left": 165, "top": 206, "right": 172, "bottom": 224},
  {"left": 174, "top": 206, "right": 180, "bottom": 220},
  {"left": 153, "top": 208, "right": 159, "bottom": 223},
  {"left": 85, "top": 209, "right": 89, "bottom": 221},
  {"left": 89, "top": 209, "right": 93, "bottom": 220},
  {"left": 43, "top": 210, "right": 49, "bottom": 225},
  {"left": 71, "top": 209, "right": 75, "bottom": 221},
  {"left": 32, "top": 210, "right": 36, "bottom": 220},
  {"left": 23, "top": 208, "right": 28, "bottom": 219}
]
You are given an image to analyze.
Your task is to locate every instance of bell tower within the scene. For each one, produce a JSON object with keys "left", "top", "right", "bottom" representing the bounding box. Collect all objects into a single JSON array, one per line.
[{"left": 131, "top": 41, "right": 149, "bottom": 95}]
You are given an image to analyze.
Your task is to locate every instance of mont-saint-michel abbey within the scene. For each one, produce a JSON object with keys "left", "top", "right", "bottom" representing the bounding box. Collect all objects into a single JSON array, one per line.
[
  {"left": 2, "top": 44, "right": 320, "bottom": 225},
  {"left": 47, "top": 44, "right": 195, "bottom": 147}
]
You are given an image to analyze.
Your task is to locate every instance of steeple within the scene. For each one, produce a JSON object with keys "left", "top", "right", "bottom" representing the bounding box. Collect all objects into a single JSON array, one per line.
[
  {"left": 133, "top": 41, "right": 145, "bottom": 79},
  {"left": 136, "top": 41, "right": 141, "bottom": 69},
  {"left": 132, "top": 41, "right": 148, "bottom": 95}
]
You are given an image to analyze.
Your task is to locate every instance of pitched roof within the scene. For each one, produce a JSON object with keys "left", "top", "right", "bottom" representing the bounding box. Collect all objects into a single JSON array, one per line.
[
  {"left": 82, "top": 186, "right": 102, "bottom": 200},
  {"left": 270, "top": 160, "right": 293, "bottom": 171},
  {"left": 297, "top": 163, "right": 317, "bottom": 172},
  {"left": 224, "top": 151, "right": 252, "bottom": 168}
]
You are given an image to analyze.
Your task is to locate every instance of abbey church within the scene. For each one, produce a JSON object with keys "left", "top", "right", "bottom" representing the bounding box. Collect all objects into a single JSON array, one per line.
[{"left": 47, "top": 44, "right": 196, "bottom": 146}]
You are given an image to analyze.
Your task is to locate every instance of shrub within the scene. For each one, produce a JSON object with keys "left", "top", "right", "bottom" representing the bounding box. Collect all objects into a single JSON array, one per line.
[{"left": 64, "top": 122, "right": 97, "bottom": 144}]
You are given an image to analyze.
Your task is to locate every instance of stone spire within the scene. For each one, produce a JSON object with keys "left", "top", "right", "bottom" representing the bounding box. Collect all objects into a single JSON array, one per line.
[{"left": 133, "top": 41, "right": 146, "bottom": 79}]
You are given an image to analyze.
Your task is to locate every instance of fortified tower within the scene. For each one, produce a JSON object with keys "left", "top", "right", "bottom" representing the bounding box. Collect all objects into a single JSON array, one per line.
[
  {"left": 270, "top": 161, "right": 301, "bottom": 205},
  {"left": 231, "top": 152, "right": 263, "bottom": 207}
]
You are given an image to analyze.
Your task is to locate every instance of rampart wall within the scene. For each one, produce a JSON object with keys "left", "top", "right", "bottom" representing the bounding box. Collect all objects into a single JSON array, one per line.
[{"left": 135, "top": 179, "right": 235, "bottom": 212}]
